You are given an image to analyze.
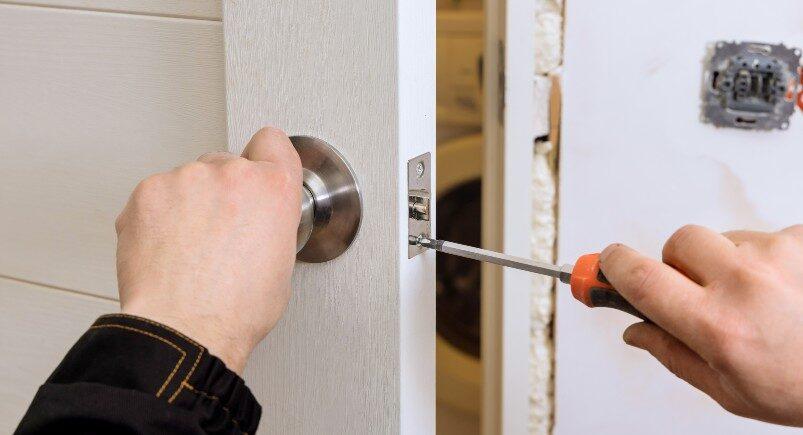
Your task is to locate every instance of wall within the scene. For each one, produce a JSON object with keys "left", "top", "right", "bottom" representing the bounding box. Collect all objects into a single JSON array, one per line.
[
  {"left": 529, "top": 0, "right": 562, "bottom": 433},
  {"left": 557, "top": 1, "right": 803, "bottom": 434},
  {"left": 0, "top": 1, "right": 225, "bottom": 431}
]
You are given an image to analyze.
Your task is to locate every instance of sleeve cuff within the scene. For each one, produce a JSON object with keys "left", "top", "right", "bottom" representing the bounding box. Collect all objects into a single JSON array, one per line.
[{"left": 47, "top": 313, "right": 261, "bottom": 433}]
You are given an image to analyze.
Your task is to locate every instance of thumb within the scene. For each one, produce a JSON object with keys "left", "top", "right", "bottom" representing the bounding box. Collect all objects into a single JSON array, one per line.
[{"left": 242, "top": 127, "right": 302, "bottom": 171}]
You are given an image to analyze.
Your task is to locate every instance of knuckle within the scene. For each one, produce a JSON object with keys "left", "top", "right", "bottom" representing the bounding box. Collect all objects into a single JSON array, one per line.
[
  {"left": 176, "top": 161, "right": 211, "bottom": 182},
  {"left": 251, "top": 127, "right": 288, "bottom": 151},
  {"left": 767, "top": 231, "right": 800, "bottom": 255},
  {"left": 623, "top": 260, "right": 662, "bottom": 304},
  {"left": 781, "top": 224, "right": 803, "bottom": 238},
  {"left": 221, "top": 158, "right": 256, "bottom": 180},
  {"left": 255, "top": 126, "right": 286, "bottom": 140},
  {"left": 728, "top": 264, "right": 760, "bottom": 286},
  {"left": 132, "top": 175, "right": 163, "bottom": 202},
  {"left": 198, "top": 151, "right": 231, "bottom": 161},
  {"left": 663, "top": 224, "right": 702, "bottom": 257}
]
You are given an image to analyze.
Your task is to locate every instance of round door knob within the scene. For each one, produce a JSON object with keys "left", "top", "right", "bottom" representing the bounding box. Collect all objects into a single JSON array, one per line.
[{"left": 292, "top": 136, "right": 362, "bottom": 263}]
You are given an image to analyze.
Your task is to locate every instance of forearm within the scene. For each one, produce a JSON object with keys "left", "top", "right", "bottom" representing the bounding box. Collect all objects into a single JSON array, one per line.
[{"left": 15, "top": 314, "right": 261, "bottom": 435}]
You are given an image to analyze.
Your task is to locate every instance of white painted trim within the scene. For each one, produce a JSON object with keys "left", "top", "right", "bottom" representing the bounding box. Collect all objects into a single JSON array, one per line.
[
  {"left": 398, "top": 0, "right": 437, "bottom": 433},
  {"left": 483, "top": 0, "right": 536, "bottom": 433}
]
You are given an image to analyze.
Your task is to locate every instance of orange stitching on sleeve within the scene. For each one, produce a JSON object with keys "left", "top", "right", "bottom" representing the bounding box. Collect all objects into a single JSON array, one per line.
[
  {"left": 183, "top": 382, "right": 247, "bottom": 435},
  {"left": 97, "top": 314, "right": 205, "bottom": 404},
  {"left": 89, "top": 324, "right": 186, "bottom": 398},
  {"left": 168, "top": 349, "right": 202, "bottom": 403},
  {"left": 99, "top": 314, "right": 203, "bottom": 347}
]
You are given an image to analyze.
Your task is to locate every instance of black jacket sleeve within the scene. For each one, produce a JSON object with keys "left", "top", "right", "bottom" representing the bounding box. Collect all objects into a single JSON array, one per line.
[{"left": 15, "top": 314, "right": 261, "bottom": 435}]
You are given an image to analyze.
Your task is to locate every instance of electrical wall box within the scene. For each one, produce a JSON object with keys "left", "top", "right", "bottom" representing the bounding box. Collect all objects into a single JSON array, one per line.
[{"left": 702, "top": 41, "right": 801, "bottom": 130}]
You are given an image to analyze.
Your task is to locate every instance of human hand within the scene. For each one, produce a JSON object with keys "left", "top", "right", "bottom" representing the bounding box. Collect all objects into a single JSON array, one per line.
[
  {"left": 115, "top": 127, "right": 302, "bottom": 374},
  {"left": 600, "top": 225, "right": 803, "bottom": 427}
]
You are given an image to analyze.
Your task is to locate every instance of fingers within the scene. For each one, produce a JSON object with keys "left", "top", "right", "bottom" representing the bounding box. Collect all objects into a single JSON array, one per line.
[
  {"left": 780, "top": 224, "right": 803, "bottom": 238},
  {"left": 624, "top": 322, "right": 749, "bottom": 417},
  {"left": 600, "top": 244, "right": 712, "bottom": 356},
  {"left": 662, "top": 225, "right": 737, "bottom": 284},
  {"left": 722, "top": 230, "right": 772, "bottom": 246},
  {"left": 198, "top": 151, "right": 240, "bottom": 164},
  {"left": 241, "top": 127, "right": 301, "bottom": 171}
]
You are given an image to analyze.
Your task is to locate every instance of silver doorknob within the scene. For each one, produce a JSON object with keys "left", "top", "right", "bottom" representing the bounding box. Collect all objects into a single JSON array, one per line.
[{"left": 291, "top": 136, "right": 362, "bottom": 263}]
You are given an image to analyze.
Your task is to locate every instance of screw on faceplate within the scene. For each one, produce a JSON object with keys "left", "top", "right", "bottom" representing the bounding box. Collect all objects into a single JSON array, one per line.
[{"left": 416, "top": 161, "right": 425, "bottom": 178}]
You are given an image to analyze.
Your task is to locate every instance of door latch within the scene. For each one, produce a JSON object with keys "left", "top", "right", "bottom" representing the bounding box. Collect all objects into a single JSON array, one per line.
[
  {"left": 409, "top": 189, "right": 431, "bottom": 221},
  {"left": 408, "top": 152, "right": 432, "bottom": 258}
]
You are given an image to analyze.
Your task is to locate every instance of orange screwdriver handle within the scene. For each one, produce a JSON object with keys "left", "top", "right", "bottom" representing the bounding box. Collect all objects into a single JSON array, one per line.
[{"left": 570, "top": 254, "right": 648, "bottom": 321}]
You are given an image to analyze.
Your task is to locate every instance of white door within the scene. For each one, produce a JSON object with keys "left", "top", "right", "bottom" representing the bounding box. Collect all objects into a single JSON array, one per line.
[
  {"left": 0, "top": 1, "right": 437, "bottom": 434},
  {"left": 223, "top": 1, "right": 436, "bottom": 434}
]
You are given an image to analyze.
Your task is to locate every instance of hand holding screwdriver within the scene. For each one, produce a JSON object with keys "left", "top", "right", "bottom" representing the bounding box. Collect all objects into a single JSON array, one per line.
[
  {"left": 414, "top": 236, "right": 648, "bottom": 320},
  {"left": 418, "top": 224, "right": 803, "bottom": 427}
]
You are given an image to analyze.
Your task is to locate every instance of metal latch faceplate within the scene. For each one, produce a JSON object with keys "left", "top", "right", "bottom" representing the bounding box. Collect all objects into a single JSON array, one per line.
[{"left": 408, "top": 152, "right": 432, "bottom": 259}]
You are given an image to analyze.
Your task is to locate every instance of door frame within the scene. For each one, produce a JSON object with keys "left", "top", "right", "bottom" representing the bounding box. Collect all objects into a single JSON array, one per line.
[{"left": 483, "top": 0, "right": 537, "bottom": 433}]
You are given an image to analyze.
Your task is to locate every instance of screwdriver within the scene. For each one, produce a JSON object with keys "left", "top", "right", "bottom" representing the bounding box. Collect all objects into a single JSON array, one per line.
[{"left": 412, "top": 235, "right": 647, "bottom": 320}]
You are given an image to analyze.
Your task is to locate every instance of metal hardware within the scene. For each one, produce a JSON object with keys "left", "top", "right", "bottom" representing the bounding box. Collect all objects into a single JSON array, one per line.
[
  {"left": 703, "top": 41, "right": 801, "bottom": 130},
  {"left": 415, "top": 235, "right": 573, "bottom": 283},
  {"left": 291, "top": 136, "right": 362, "bottom": 263},
  {"left": 408, "top": 152, "right": 432, "bottom": 258},
  {"left": 408, "top": 189, "right": 431, "bottom": 221}
]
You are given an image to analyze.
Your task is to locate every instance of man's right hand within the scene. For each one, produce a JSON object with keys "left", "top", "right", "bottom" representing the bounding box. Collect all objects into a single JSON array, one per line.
[
  {"left": 115, "top": 127, "right": 302, "bottom": 374},
  {"left": 600, "top": 225, "right": 803, "bottom": 427}
]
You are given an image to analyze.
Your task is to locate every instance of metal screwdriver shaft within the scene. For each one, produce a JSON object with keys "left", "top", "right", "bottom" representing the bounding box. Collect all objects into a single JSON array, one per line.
[
  {"left": 414, "top": 235, "right": 573, "bottom": 284},
  {"left": 412, "top": 235, "right": 647, "bottom": 320}
]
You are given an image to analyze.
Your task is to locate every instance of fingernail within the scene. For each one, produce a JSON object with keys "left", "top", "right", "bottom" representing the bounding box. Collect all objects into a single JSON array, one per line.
[
  {"left": 623, "top": 325, "right": 640, "bottom": 347},
  {"left": 599, "top": 243, "right": 623, "bottom": 263},
  {"left": 623, "top": 327, "right": 634, "bottom": 344}
]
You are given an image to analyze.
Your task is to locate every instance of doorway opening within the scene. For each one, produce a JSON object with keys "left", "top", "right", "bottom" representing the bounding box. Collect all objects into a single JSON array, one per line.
[{"left": 435, "top": 0, "right": 484, "bottom": 433}]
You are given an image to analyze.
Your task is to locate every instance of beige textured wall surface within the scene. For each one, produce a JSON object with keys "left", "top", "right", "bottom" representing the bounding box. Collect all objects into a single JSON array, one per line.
[{"left": 529, "top": 0, "right": 563, "bottom": 433}]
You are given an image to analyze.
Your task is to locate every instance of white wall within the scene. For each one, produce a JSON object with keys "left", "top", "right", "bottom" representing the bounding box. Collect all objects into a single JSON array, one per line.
[{"left": 557, "top": 1, "right": 803, "bottom": 434}]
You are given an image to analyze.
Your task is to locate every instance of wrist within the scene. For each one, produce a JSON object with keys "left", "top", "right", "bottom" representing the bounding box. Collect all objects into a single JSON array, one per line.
[{"left": 120, "top": 304, "right": 254, "bottom": 375}]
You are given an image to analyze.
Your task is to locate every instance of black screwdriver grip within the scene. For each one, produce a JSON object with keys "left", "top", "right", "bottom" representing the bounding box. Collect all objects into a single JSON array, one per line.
[
  {"left": 587, "top": 287, "right": 649, "bottom": 321},
  {"left": 572, "top": 254, "right": 649, "bottom": 321}
]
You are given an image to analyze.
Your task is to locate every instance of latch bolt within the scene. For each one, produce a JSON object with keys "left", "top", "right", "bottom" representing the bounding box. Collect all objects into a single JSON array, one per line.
[{"left": 408, "top": 189, "right": 431, "bottom": 221}]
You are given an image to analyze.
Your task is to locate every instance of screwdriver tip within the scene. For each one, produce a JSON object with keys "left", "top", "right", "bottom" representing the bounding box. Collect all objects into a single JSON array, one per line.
[{"left": 409, "top": 234, "right": 436, "bottom": 249}]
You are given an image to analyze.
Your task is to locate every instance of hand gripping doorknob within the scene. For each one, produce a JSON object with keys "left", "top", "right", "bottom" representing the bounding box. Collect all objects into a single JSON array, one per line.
[{"left": 291, "top": 136, "right": 362, "bottom": 263}]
